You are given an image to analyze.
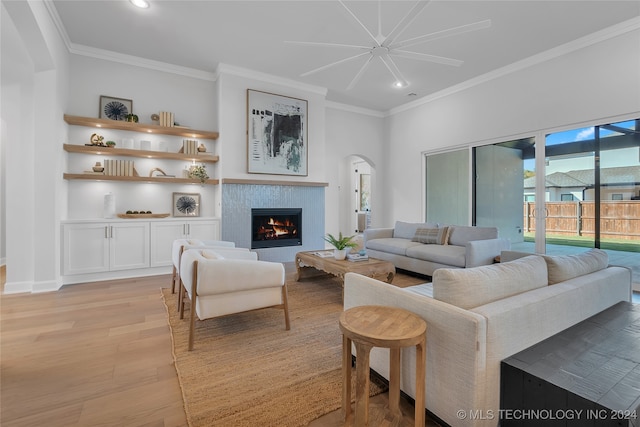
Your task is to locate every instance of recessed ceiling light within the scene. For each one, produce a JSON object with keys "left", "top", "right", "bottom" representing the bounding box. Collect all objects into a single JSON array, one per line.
[
  {"left": 130, "top": 0, "right": 150, "bottom": 9},
  {"left": 393, "top": 81, "right": 408, "bottom": 89}
]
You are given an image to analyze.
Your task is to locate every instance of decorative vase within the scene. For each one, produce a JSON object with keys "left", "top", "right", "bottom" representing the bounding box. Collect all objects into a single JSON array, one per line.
[
  {"left": 197, "top": 144, "right": 206, "bottom": 152},
  {"left": 334, "top": 249, "right": 347, "bottom": 260}
]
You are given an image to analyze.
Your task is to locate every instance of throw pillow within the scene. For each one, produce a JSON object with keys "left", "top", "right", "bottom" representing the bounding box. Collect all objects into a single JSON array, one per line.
[
  {"left": 542, "top": 248, "right": 608, "bottom": 285},
  {"left": 412, "top": 226, "right": 450, "bottom": 245},
  {"left": 433, "top": 255, "right": 548, "bottom": 309}
]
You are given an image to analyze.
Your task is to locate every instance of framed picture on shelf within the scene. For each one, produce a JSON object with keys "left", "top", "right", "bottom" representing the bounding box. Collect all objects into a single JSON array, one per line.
[
  {"left": 99, "top": 95, "right": 133, "bottom": 121},
  {"left": 172, "top": 192, "right": 200, "bottom": 217},
  {"left": 247, "top": 89, "right": 308, "bottom": 176}
]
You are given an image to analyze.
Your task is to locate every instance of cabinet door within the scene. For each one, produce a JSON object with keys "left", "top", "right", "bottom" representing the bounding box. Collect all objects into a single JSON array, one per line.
[
  {"left": 186, "top": 219, "right": 220, "bottom": 241},
  {"left": 109, "top": 223, "right": 150, "bottom": 271},
  {"left": 62, "top": 223, "right": 110, "bottom": 275},
  {"left": 150, "top": 221, "right": 187, "bottom": 268}
]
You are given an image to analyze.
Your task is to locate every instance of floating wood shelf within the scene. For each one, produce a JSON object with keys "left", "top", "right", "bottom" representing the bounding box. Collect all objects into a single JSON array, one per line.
[
  {"left": 63, "top": 144, "right": 219, "bottom": 163},
  {"left": 63, "top": 173, "right": 219, "bottom": 185},
  {"left": 64, "top": 114, "right": 219, "bottom": 139}
]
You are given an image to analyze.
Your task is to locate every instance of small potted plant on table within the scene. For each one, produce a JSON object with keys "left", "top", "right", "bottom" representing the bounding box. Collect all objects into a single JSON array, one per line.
[{"left": 324, "top": 232, "right": 358, "bottom": 260}]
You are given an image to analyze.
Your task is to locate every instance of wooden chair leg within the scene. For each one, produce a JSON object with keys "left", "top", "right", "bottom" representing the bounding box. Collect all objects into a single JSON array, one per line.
[
  {"left": 171, "top": 265, "right": 177, "bottom": 293},
  {"left": 282, "top": 284, "right": 291, "bottom": 330},
  {"left": 188, "top": 262, "right": 198, "bottom": 351},
  {"left": 179, "top": 281, "right": 186, "bottom": 320}
]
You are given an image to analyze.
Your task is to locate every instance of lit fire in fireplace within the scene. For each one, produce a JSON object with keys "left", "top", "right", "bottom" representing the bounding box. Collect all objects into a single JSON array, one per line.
[
  {"left": 267, "top": 217, "right": 298, "bottom": 237},
  {"left": 251, "top": 208, "right": 302, "bottom": 249}
]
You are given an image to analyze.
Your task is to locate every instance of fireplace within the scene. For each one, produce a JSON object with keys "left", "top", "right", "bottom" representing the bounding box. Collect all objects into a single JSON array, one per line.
[{"left": 251, "top": 208, "right": 302, "bottom": 249}]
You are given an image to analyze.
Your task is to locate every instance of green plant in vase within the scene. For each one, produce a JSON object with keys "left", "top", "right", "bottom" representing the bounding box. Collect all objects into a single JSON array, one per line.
[
  {"left": 189, "top": 164, "right": 209, "bottom": 184},
  {"left": 324, "top": 232, "right": 357, "bottom": 260}
]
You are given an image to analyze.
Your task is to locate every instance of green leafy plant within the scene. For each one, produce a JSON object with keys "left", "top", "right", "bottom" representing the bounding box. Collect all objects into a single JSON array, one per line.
[
  {"left": 323, "top": 232, "right": 357, "bottom": 250},
  {"left": 189, "top": 164, "right": 209, "bottom": 183}
]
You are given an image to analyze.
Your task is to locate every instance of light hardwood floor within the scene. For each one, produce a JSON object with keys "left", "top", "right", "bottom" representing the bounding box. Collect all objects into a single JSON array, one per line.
[{"left": 1, "top": 266, "right": 434, "bottom": 427}]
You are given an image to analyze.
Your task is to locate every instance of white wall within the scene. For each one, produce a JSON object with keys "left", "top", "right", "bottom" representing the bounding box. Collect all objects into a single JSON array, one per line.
[
  {"left": 325, "top": 106, "right": 385, "bottom": 236},
  {"left": 1, "top": 0, "right": 69, "bottom": 293},
  {"left": 383, "top": 28, "right": 640, "bottom": 226}
]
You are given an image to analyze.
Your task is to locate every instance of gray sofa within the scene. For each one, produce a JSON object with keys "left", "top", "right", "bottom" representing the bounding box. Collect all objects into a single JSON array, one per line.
[
  {"left": 364, "top": 221, "right": 511, "bottom": 276},
  {"left": 344, "top": 248, "right": 633, "bottom": 427}
]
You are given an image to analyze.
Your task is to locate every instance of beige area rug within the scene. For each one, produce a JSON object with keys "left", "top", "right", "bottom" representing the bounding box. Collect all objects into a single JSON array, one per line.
[{"left": 161, "top": 275, "right": 393, "bottom": 427}]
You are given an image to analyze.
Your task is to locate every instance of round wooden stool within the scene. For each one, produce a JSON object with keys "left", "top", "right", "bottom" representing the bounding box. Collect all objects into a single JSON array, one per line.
[{"left": 339, "top": 305, "right": 427, "bottom": 427}]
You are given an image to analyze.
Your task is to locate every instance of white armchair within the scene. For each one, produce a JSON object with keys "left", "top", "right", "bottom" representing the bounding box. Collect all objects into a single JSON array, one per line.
[
  {"left": 171, "top": 238, "right": 238, "bottom": 294},
  {"left": 179, "top": 248, "right": 290, "bottom": 351}
]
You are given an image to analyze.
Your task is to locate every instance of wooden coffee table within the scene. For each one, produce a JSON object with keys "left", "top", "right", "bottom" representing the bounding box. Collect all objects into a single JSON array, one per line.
[{"left": 295, "top": 251, "right": 396, "bottom": 287}]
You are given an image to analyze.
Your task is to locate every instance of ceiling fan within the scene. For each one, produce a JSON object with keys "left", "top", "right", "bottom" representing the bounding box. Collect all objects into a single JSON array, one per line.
[{"left": 286, "top": 0, "right": 491, "bottom": 90}]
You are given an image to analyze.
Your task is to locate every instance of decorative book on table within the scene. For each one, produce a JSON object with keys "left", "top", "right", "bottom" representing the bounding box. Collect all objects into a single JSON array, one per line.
[{"left": 347, "top": 253, "right": 369, "bottom": 262}]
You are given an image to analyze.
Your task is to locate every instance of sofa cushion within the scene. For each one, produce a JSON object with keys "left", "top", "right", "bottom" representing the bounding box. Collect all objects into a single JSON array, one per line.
[
  {"left": 366, "top": 238, "right": 423, "bottom": 256},
  {"left": 412, "top": 226, "right": 450, "bottom": 245},
  {"left": 406, "top": 244, "right": 466, "bottom": 268},
  {"left": 432, "top": 255, "right": 548, "bottom": 309},
  {"left": 448, "top": 226, "right": 498, "bottom": 247},
  {"left": 542, "top": 248, "right": 608, "bottom": 285},
  {"left": 393, "top": 221, "right": 438, "bottom": 240}
]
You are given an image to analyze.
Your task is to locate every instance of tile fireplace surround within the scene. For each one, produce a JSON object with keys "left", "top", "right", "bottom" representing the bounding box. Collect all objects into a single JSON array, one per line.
[{"left": 221, "top": 180, "right": 326, "bottom": 262}]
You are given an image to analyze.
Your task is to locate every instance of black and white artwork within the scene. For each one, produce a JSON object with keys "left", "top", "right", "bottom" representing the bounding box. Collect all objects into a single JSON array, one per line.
[{"left": 247, "top": 90, "right": 308, "bottom": 176}]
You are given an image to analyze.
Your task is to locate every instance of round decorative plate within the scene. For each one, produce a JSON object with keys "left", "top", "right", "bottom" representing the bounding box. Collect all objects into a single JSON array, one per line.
[
  {"left": 104, "top": 101, "right": 129, "bottom": 120},
  {"left": 176, "top": 195, "right": 198, "bottom": 215}
]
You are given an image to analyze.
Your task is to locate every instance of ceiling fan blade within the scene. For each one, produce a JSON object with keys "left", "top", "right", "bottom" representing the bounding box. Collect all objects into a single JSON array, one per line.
[
  {"left": 391, "top": 19, "right": 492, "bottom": 50},
  {"left": 338, "top": 0, "right": 379, "bottom": 45},
  {"left": 300, "top": 51, "right": 371, "bottom": 77},
  {"left": 382, "top": 0, "right": 432, "bottom": 47},
  {"left": 392, "top": 50, "right": 463, "bottom": 67},
  {"left": 379, "top": 54, "right": 408, "bottom": 87},
  {"left": 284, "top": 40, "right": 370, "bottom": 51},
  {"left": 346, "top": 56, "right": 374, "bottom": 90}
]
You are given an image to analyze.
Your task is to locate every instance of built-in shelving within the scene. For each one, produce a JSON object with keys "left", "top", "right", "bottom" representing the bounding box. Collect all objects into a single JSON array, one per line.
[
  {"left": 63, "top": 173, "right": 219, "bottom": 185},
  {"left": 64, "top": 114, "right": 219, "bottom": 139},
  {"left": 64, "top": 114, "right": 219, "bottom": 185},
  {"left": 63, "top": 144, "right": 219, "bottom": 163}
]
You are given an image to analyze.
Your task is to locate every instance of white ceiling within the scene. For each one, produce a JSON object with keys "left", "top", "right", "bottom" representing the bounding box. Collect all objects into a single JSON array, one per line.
[{"left": 51, "top": 0, "right": 640, "bottom": 112}]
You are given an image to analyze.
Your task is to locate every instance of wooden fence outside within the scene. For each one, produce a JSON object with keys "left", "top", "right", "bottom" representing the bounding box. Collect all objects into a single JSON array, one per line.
[{"left": 524, "top": 201, "right": 640, "bottom": 240}]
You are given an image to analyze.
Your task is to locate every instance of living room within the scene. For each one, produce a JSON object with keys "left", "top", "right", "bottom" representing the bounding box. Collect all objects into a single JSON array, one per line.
[{"left": 1, "top": 1, "right": 639, "bottom": 426}]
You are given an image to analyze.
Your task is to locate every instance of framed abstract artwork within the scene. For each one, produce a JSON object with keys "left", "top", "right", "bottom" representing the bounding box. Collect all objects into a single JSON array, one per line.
[
  {"left": 172, "top": 192, "right": 200, "bottom": 217},
  {"left": 99, "top": 95, "right": 133, "bottom": 121},
  {"left": 247, "top": 89, "right": 308, "bottom": 176}
]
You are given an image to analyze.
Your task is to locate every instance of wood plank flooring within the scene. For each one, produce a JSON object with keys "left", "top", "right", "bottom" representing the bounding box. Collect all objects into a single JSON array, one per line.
[
  {"left": 1, "top": 274, "right": 188, "bottom": 427},
  {"left": 0, "top": 265, "right": 434, "bottom": 427}
]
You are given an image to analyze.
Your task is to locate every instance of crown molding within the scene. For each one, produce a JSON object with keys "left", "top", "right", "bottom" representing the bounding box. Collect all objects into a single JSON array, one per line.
[
  {"left": 215, "top": 63, "right": 328, "bottom": 96},
  {"left": 389, "top": 16, "right": 640, "bottom": 117},
  {"left": 325, "top": 101, "right": 385, "bottom": 118},
  {"left": 68, "top": 44, "right": 217, "bottom": 81}
]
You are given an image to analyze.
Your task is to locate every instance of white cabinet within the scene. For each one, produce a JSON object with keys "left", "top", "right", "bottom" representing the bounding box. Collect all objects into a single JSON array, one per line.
[
  {"left": 149, "top": 219, "right": 221, "bottom": 267},
  {"left": 62, "top": 222, "right": 149, "bottom": 275}
]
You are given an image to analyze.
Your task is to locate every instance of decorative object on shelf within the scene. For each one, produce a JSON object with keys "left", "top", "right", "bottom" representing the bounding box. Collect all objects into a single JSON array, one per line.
[
  {"left": 105, "top": 140, "right": 116, "bottom": 147},
  {"left": 104, "top": 192, "right": 116, "bottom": 219},
  {"left": 89, "top": 133, "right": 104, "bottom": 146},
  {"left": 117, "top": 212, "right": 170, "bottom": 219},
  {"left": 159, "top": 111, "right": 175, "bottom": 127},
  {"left": 323, "top": 232, "right": 357, "bottom": 260},
  {"left": 189, "top": 164, "right": 209, "bottom": 183},
  {"left": 173, "top": 192, "right": 200, "bottom": 217},
  {"left": 151, "top": 113, "right": 160, "bottom": 123},
  {"left": 182, "top": 139, "right": 199, "bottom": 154},
  {"left": 99, "top": 95, "right": 133, "bottom": 121},
  {"left": 92, "top": 162, "right": 104, "bottom": 172},
  {"left": 148, "top": 167, "right": 175, "bottom": 178},
  {"left": 103, "top": 159, "right": 136, "bottom": 176},
  {"left": 125, "top": 113, "right": 139, "bottom": 123},
  {"left": 247, "top": 89, "right": 308, "bottom": 176},
  {"left": 197, "top": 143, "right": 207, "bottom": 152}
]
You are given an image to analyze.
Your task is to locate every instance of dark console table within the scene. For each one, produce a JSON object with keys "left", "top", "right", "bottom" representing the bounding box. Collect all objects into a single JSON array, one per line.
[{"left": 501, "top": 301, "right": 640, "bottom": 427}]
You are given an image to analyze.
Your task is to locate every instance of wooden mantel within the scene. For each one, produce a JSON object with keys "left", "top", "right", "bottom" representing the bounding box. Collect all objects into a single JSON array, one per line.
[{"left": 221, "top": 178, "right": 328, "bottom": 187}]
